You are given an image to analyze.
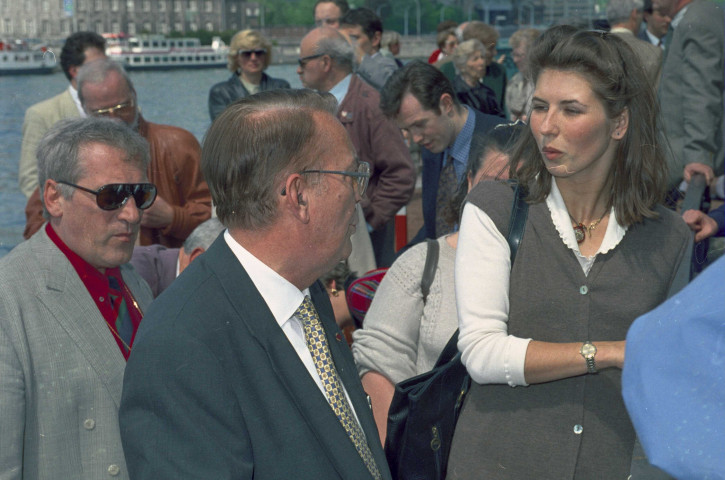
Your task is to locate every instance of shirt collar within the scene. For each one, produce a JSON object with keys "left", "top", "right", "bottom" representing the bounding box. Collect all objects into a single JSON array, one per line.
[
  {"left": 645, "top": 29, "right": 663, "bottom": 48},
  {"left": 329, "top": 73, "right": 352, "bottom": 108},
  {"left": 223, "top": 230, "right": 308, "bottom": 328},
  {"left": 445, "top": 105, "right": 476, "bottom": 176},
  {"left": 545, "top": 177, "right": 627, "bottom": 259},
  {"left": 45, "top": 222, "right": 120, "bottom": 306},
  {"left": 671, "top": 4, "right": 689, "bottom": 29},
  {"left": 68, "top": 84, "right": 86, "bottom": 117}
]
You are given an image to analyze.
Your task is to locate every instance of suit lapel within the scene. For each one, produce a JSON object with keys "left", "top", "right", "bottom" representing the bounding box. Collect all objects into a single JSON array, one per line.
[
  {"left": 206, "top": 238, "right": 384, "bottom": 479},
  {"left": 30, "top": 230, "right": 127, "bottom": 407}
]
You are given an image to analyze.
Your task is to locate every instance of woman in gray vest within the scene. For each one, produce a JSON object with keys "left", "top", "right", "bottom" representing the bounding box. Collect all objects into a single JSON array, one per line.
[{"left": 446, "top": 28, "right": 691, "bottom": 478}]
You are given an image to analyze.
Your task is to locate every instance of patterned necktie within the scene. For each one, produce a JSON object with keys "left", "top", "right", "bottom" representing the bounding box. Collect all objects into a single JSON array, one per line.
[
  {"left": 107, "top": 274, "right": 133, "bottom": 356},
  {"left": 296, "top": 296, "right": 382, "bottom": 480},
  {"left": 436, "top": 155, "right": 458, "bottom": 237}
]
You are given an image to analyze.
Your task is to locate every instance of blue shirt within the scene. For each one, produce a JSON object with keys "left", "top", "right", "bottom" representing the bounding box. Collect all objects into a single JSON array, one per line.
[{"left": 444, "top": 105, "right": 476, "bottom": 181}]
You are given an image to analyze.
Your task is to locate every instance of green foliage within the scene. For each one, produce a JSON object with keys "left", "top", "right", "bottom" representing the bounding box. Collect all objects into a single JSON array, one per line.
[{"left": 260, "top": 0, "right": 317, "bottom": 27}]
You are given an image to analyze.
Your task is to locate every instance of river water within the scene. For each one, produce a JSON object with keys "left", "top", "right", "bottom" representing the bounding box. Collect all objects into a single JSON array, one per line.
[{"left": 0, "top": 64, "right": 302, "bottom": 257}]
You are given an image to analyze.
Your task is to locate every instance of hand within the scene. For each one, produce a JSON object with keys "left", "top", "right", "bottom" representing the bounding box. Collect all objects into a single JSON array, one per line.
[
  {"left": 683, "top": 162, "right": 715, "bottom": 186},
  {"left": 682, "top": 209, "right": 719, "bottom": 242},
  {"left": 141, "top": 195, "right": 174, "bottom": 229}
]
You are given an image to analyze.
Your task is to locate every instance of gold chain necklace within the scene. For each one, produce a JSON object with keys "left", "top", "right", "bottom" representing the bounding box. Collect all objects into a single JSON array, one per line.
[{"left": 569, "top": 211, "right": 607, "bottom": 244}]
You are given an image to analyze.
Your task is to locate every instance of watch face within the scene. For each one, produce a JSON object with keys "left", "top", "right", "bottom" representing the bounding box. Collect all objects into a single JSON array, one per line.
[{"left": 581, "top": 343, "right": 596, "bottom": 357}]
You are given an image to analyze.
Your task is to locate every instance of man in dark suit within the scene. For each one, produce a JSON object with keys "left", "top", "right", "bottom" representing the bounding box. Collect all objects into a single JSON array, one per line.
[
  {"left": 380, "top": 61, "right": 504, "bottom": 244},
  {"left": 120, "top": 89, "right": 391, "bottom": 480}
]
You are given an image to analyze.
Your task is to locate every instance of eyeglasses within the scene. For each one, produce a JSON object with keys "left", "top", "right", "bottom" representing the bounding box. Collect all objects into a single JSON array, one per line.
[
  {"left": 57, "top": 181, "right": 157, "bottom": 210},
  {"left": 297, "top": 53, "right": 324, "bottom": 68},
  {"left": 301, "top": 161, "right": 371, "bottom": 197},
  {"left": 315, "top": 17, "right": 340, "bottom": 27},
  {"left": 88, "top": 99, "right": 135, "bottom": 118},
  {"left": 238, "top": 49, "right": 266, "bottom": 58}
]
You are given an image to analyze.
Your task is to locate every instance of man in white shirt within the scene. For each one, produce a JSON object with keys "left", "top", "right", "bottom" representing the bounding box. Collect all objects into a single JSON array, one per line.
[
  {"left": 639, "top": 0, "right": 671, "bottom": 48},
  {"left": 18, "top": 32, "right": 106, "bottom": 198},
  {"left": 119, "top": 89, "right": 391, "bottom": 480}
]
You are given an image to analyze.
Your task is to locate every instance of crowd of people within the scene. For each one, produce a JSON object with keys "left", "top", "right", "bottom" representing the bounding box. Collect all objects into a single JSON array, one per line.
[{"left": 1, "top": 0, "right": 723, "bottom": 478}]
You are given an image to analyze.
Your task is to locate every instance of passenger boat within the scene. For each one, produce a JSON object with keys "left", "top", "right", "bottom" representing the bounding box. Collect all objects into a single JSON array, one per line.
[
  {"left": 105, "top": 33, "right": 228, "bottom": 71},
  {"left": 0, "top": 40, "right": 57, "bottom": 75}
]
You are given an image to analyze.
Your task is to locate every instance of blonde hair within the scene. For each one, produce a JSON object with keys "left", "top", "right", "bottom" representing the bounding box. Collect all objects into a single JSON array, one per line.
[{"left": 227, "top": 29, "right": 272, "bottom": 72}]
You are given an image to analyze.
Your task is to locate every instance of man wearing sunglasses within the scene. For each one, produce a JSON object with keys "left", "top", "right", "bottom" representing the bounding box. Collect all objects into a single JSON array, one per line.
[
  {"left": 298, "top": 27, "right": 415, "bottom": 268},
  {"left": 0, "top": 117, "right": 155, "bottom": 479},
  {"left": 23, "top": 58, "right": 212, "bottom": 249},
  {"left": 120, "top": 90, "right": 391, "bottom": 480}
]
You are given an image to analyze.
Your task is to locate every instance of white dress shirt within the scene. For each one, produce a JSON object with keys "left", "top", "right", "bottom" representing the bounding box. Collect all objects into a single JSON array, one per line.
[{"left": 223, "top": 231, "right": 362, "bottom": 424}]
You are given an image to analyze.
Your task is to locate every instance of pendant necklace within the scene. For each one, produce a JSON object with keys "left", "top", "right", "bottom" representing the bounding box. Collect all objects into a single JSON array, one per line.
[{"left": 569, "top": 210, "right": 607, "bottom": 244}]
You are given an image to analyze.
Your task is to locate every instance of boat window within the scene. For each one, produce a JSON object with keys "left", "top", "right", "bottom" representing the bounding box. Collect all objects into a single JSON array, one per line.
[
  {"left": 144, "top": 57, "right": 151, "bottom": 63},
  {"left": 154, "top": 56, "right": 160, "bottom": 62},
  {"left": 163, "top": 56, "right": 168, "bottom": 62},
  {"left": 132, "top": 57, "right": 141, "bottom": 63},
  {"left": 143, "top": 41, "right": 150, "bottom": 47}
]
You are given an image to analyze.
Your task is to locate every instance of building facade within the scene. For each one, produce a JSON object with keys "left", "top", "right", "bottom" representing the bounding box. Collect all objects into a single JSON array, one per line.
[{"left": 0, "top": 0, "right": 261, "bottom": 40}]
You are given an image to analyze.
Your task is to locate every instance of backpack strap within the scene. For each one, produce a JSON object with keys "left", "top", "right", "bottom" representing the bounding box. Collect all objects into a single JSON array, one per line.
[{"left": 421, "top": 238, "right": 440, "bottom": 302}]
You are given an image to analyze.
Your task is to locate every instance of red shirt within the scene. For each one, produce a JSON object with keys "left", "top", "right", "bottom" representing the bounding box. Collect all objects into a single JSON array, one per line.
[{"left": 46, "top": 223, "right": 142, "bottom": 360}]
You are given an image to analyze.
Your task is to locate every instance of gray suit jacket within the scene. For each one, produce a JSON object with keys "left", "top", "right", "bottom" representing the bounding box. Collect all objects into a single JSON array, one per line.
[
  {"left": 0, "top": 228, "right": 153, "bottom": 480},
  {"left": 659, "top": 0, "right": 725, "bottom": 188},
  {"left": 19, "top": 89, "right": 80, "bottom": 198},
  {"left": 120, "top": 235, "right": 392, "bottom": 479}
]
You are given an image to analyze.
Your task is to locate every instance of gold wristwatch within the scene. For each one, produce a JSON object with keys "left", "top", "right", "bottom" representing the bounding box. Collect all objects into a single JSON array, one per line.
[{"left": 580, "top": 341, "right": 597, "bottom": 374}]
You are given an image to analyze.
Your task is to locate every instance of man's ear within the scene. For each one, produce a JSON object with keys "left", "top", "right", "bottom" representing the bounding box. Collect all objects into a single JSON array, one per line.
[
  {"left": 612, "top": 107, "right": 629, "bottom": 140},
  {"left": 43, "top": 179, "right": 65, "bottom": 218},
  {"left": 439, "top": 93, "right": 455, "bottom": 115},
  {"left": 282, "top": 174, "right": 311, "bottom": 223},
  {"left": 371, "top": 31, "right": 382, "bottom": 50}
]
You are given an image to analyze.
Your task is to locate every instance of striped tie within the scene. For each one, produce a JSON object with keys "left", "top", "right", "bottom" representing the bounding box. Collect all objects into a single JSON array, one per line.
[{"left": 296, "top": 296, "right": 382, "bottom": 480}]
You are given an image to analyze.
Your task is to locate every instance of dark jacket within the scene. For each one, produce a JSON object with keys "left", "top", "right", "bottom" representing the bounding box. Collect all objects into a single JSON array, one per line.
[
  {"left": 452, "top": 75, "right": 505, "bottom": 118},
  {"left": 208, "top": 72, "right": 290, "bottom": 121},
  {"left": 338, "top": 74, "right": 415, "bottom": 231},
  {"left": 120, "top": 235, "right": 392, "bottom": 479}
]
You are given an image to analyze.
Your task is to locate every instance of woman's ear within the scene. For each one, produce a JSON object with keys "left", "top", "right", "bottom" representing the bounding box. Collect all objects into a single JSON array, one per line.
[{"left": 612, "top": 107, "right": 629, "bottom": 140}]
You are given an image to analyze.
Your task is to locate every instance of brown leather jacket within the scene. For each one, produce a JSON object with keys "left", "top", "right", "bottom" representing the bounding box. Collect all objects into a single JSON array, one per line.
[{"left": 24, "top": 115, "right": 211, "bottom": 248}]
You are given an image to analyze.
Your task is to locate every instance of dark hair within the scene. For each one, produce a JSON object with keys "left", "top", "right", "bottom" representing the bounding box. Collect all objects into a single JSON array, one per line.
[
  {"left": 202, "top": 89, "right": 338, "bottom": 230},
  {"left": 313, "top": 0, "right": 349, "bottom": 15},
  {"left": 510, "top": 29, "right": 667, "bottom": 226},
  {"left": 60, "top": 31, "right": 106, "bottom": 81},
  {"left": 444, "top": 123, "right": 525, "bottom": 226},
  {"left": 379, "top": 60, "right": 460, "bottom": 117},
  {"left": 340, "top": 7, "right": 383, "bottom": 41}
]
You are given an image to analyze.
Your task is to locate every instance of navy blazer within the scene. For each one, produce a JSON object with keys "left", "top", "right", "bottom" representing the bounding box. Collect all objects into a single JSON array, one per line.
[
  {"left": 120, "top": 234, "right": 392, "bottom": 479},
  {"left": 416, "top": 108, "right": 505, "bottom": 243}
]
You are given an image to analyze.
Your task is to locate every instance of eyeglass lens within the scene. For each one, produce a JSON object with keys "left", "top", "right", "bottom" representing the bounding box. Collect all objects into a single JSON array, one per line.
[
  {"left": 240, "top": 49, "right": 265, "bottom": 58},
  {"left": 97, "top": 184, "right": 157, "bottom": 210}
]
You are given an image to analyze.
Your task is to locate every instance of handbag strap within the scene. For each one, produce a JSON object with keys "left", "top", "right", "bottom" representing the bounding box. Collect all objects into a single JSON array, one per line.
[
  {"left": 435, "top": 183, "right": 529, "bottom": 369},
  {"left": 507, "top": 181, "right": 529, "bottom": 267},
  {"left": 421, "top": 239, "right": 440, "bottom": 301}
]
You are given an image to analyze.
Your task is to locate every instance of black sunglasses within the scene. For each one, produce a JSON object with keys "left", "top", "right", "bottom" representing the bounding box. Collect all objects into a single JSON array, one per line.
[
  {"left": 238, "top": 49, "right": 266, "bottom": 58},
  {"left": 297, "top": 53, "right": 324, "bottom": 68},
  {"left": 57, "top": 181, "right": 157, "bottom": 211}
]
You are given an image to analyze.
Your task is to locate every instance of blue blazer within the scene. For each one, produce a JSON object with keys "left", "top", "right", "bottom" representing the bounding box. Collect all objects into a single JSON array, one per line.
[
  {"left": 416, "top": 109, "right": 505, "bottom": 243},
  {"left": 120, "top": 234, "right": 392, "bottom": 479}
]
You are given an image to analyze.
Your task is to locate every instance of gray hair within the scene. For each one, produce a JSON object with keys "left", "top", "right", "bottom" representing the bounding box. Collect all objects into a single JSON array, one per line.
[
  {"left": 77, "top": 57, "right": 136, "bottom": 107},
  {"left": 607, "top": 0, "right": 644, "bottom": 26},
  {"left": 202, "top": 89, "right": 338, "bottom": 230},
  {"left": 452, "top": 38, "right": 486, "bottom": 72},
  {"left": 381, "top": 30, "right": 401, "bottom": 49},
  {"left": 37, "top": 117, "right": 150, "bottom": 217},
  {"left": 182, "top": 218, "right": 225, "bottom": 252},
  {"left": 316, "top": 28, "right": 355, "bottom": 72}
]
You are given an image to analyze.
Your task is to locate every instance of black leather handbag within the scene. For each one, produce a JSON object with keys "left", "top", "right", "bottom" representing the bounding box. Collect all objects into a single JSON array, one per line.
[{"left": 384, "top": 183, "right": 529, "bottom": 480}]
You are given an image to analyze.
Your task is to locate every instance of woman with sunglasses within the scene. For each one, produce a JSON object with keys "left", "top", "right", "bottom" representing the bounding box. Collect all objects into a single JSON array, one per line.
[{"left": 208, "top": 30, "right": 290, "bottom": 121}]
